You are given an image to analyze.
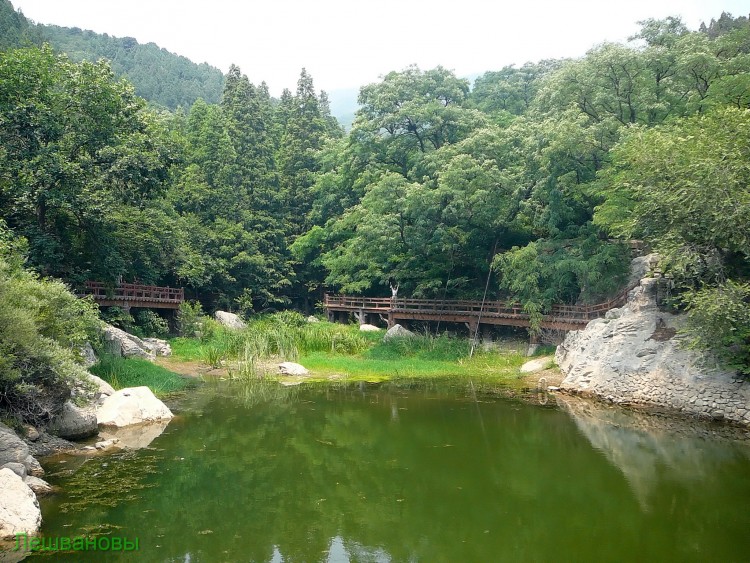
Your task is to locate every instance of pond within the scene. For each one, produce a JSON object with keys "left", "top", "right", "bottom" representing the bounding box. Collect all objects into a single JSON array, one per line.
[{"left": 34, "top": 381, "right": 750, "bottom": 562}]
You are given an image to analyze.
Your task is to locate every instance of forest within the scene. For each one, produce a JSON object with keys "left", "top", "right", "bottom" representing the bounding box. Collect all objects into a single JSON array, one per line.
[{"left": 1, "top": 2, "right": 749, "bottom": 379}]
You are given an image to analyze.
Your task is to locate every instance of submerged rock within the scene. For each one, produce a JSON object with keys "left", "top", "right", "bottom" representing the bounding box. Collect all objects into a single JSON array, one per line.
[
  {"left": 0, "top": 468, "right": 41, "bottom": 539},
  {"left": 383, "top": 324, "right": 415, "bottom": 341},
  {"left": 98, "top": 420, "right": 170, "bottom": 450},
  {"left": 214, "top": 311, "right": 247, "bottom": 330},
  {"left": 96, "top": 387, "right": 174, "bottom": 428},
  {"left": 278, "top": 362, "right": 309, "bottom": 376}
]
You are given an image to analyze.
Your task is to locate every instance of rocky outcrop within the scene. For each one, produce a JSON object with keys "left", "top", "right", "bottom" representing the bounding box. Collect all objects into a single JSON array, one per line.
[
  {"left": 278, "top": 362, "right": 309, "bottom": 376},
  {"left": 48, "top": 401, "right": 98, "bottom": 440},
  {"left": 214, "top": 311, "right": 246, "bottom": 330},
  {"left": 384, "top": 324, "right": 415, "bottom": 341},
  {"left": 103, "top": 325, "right": 155, "bottom": 360},
  {"left": 359, "top": 324, "right": 381, "bottom": 332},
  {"left": 0, "top": 468, "right": 41, "bottom": 539},
  {"left": 96, "top": 387, "right": 174, "bottom": 428},
  {"left": 102, "top": 325, "right": 173, "bottom": 361},
  {"left": 557, "top": 277, "right": 750, "bottom": 425}
]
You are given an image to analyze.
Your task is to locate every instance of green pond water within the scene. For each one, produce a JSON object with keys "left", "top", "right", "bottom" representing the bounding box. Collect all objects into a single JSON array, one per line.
[{"left": 32, "top": 381, "right": 750, "bottom": 562}]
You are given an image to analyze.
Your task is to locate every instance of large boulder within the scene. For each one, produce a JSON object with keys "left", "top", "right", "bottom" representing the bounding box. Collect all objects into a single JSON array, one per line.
[
  {"left": 0, "top": 468, "right": 41, "bottom": 539},
  {"left": 557, "top": 277, "right": 750, "bottom": 425},
  {"left": 278, "top": 362, "right": 309, "bottom": 376},
  {"left": 383, "top": 324, "right": 415, "bottom": 341},
  {"left": 214, "top": 311, "right": 246, "bottom": 330},
  {"left": 48, "top": 401, "right": 98, "bottom": 440},
  {"left": 96, "top": 387, "right": 174, "bottom": 428},
  {"left": 102, "top": 325, "right": 155, "bottom": 361}
]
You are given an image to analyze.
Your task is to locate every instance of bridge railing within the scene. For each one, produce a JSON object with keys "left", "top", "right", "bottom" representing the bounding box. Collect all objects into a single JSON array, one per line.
[
  {"left": 80, "top": 281, "right": 184, "bottom": 304},
  {"left": 324, "top": 281, "right": 639, "bottom": 324}
]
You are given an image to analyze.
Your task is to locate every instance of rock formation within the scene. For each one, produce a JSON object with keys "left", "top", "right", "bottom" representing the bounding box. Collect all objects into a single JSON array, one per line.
[
  {"left": 214, "top": 311, "right": 247, "bottom": 330},
  {"left": 557, "top": 275, "right": 750, "bottom": 425}
]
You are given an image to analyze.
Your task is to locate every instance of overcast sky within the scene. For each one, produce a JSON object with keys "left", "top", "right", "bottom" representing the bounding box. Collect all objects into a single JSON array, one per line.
[{"left": 11, "top": 0, "right": 750, "bottom": 95}]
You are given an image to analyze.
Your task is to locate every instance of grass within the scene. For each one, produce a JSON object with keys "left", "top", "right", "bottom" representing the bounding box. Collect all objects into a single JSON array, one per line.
[
  {"left": 167, "top": 313, "right": 531, "bottom": 384},
  {"left": 90, "top": 354, "right": 194, "bottom": 396}
]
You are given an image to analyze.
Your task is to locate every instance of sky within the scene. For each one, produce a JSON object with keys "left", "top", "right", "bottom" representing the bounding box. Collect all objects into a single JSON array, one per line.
[{"left": 11, "top": 0, "right": 750, "bottom": 95}]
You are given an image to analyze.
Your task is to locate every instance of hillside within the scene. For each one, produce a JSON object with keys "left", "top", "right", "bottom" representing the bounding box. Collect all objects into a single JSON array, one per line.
[{"left": 0, "top": 0, "right": 224, "bottom": 109}]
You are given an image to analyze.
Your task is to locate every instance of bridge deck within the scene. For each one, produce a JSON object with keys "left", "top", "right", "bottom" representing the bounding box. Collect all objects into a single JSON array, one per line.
[
  {"left": 324, "top": 285, "right": 634, "bottom": 331},
  {"left": 78, "top": 281, "right": 184, "bottom": 310}
]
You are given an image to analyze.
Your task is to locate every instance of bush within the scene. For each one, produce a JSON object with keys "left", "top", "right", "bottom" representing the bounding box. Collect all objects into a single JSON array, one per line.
[
  {"left": 681, "top": 281, "right": 750, "bottom": 375},
  {"left": 0, "top": 225, "right": 101, "bottom": 424},
  {"left": 135, "top": 310, "right": 169, "bottom": 337},
  {"left": 100, "top": 306, "right": 135, "bottom": 333},
  {"left": 177, "top": 300, "right": 206, "bottom": 337}
]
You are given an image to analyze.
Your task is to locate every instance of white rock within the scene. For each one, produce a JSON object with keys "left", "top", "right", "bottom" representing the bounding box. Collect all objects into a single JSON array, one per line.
[
  {"left": 520, "top": 356, "right": 554, "bottom": 373},
  {"left": 96, "top": 387, "right": 174, "bottom": 428},
  {"left": 143, "top": 338, "right": 172, "bottom": 357},
  {"left": 359, "top": 324, "right": 381, "bottom": 332},
  {"left": 0, "top": 468, "right": 41, "bottom": 539},
  {"left": 383, "top": 324, "right": 415, "bottom": 341},
  {"left": 278, "top": 362, "right": 309, "bottom": 376},
  {"left": 306, "top": 315, "right": 320, "bottom": 323},
  {"left": 214, "top": 311, "right": 247, "bottom": 330},
  {"left": 102, "top": 324, "right": 155, "bottom": 361}
]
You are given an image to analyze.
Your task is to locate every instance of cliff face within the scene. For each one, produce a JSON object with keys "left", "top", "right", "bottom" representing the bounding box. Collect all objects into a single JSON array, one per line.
[{"left": 556, "top": 277, "right": 750, "bottom": 426}]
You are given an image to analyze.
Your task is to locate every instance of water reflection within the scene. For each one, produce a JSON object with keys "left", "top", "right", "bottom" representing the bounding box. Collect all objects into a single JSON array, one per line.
[
  {"left": 557, "top": 395, "right": 750, "bottom": 509},
  {"left": 36, "top": 383, "right": 750, "bottom": 562}
]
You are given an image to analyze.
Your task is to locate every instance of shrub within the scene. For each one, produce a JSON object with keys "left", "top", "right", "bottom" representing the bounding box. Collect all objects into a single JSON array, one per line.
[
  {"left": 135, "top": 310, "right": 169, "bottom": 337},
  {"left": 177, "top": 300, "right": 205, "bottom": 337},
  {"left": 0, "top": 225, "right": 101, "bottom": 424}
]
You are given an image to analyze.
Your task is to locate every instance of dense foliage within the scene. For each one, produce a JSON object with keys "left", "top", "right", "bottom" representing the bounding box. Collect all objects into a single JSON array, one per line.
[
  {"left": 0, "top": 223, "right": 99, "bottom": 424},
  {"left": 0, "top": 5, "right": 749, "bottom": 372}
]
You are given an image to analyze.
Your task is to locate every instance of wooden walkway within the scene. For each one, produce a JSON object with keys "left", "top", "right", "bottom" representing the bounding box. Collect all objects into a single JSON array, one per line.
[
  {"left": 78, "top": 281, "right": 184, "bottom": 310},
  {"left": 324, "top": 284, "right": 635, "bottom": 331}
]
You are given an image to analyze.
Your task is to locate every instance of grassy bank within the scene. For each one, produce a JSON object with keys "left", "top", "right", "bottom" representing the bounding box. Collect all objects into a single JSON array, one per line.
[
  {"left": 167, "top": 312, "right": 534, "bottom": 383},
  {"left": 90, "top": 354, "right": 194, "bottom": 396}
]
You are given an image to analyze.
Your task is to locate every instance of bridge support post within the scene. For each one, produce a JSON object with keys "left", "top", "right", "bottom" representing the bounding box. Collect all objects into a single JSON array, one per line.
[
  {"left": 387, "top": 312, "right": 395, "bottom": 328},
  {"left": 527, "top": 333, "right": 540, "bottom": 357}
]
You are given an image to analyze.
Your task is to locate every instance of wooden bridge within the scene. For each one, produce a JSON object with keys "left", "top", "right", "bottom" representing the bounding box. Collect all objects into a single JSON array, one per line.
[
  {"left": 78, "top": 281, "right": 184, "bottom": 310},
  {"left": 324, "top": 284, "right": 635, "bottom": 332}
]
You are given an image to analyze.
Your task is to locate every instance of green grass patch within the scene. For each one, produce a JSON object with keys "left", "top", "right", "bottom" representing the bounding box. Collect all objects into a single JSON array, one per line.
[
  {"left": 90, "top": 354, "right": 194, "bottom": 396},
  {"left": 168, "top": 313, "right": 530, "bottom": 383}
]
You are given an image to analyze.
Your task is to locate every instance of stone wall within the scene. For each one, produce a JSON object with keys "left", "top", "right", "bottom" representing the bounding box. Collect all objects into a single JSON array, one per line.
[{"left": 556, "top": 277, "right": 750, "bottom": 425}]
